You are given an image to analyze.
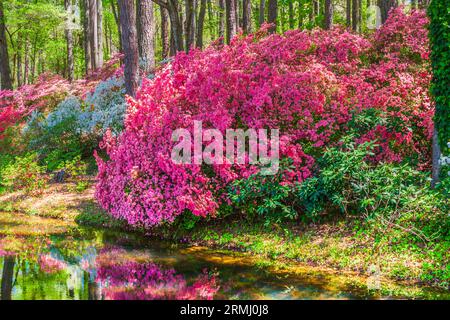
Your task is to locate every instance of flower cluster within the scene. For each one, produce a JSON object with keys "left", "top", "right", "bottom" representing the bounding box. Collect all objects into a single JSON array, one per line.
[{"left": 96, "top": 9, "right": 433, "bottom": 227}]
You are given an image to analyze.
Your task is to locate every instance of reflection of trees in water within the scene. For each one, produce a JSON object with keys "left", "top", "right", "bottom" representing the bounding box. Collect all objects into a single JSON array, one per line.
[
  {"left": 95, "top": 250, "right": 219, "bottom": 300},
  {"left": 1, "top": 256, "right": 15, "bottom": 300}
]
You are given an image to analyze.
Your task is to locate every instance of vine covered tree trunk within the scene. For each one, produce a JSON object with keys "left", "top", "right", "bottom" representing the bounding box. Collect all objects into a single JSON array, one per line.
[
  {"left": 137, "top": 0, "right": 155, "bottom": 73},
  {"left": 196, "top": 0, "right": 207, "bottom": 48},
  {"left": 118, "top": 0, "right": 139, "bottom": 97},
  {"left": 0, "top": 0, "right": 12, "bottom": 90},
  {"left": 267, "top": 0, "right": 277, "bottom": 33},
  {"left": 243, "top": 0, "right": 252, "bottom": 34},
  {"left": 346, "top": 0, "right": 351, "bottom": 27},
  {"left": 225, "top": 0, "right": 237, "bottom": 44},
  {"left": 324, "top": 0, "right": 333, "bottom": 29}
]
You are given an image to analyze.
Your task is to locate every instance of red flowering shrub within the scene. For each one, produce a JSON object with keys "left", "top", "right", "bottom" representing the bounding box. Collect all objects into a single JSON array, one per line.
[{"left": 96, "top": 9, "right": 433, "bottom": 227}]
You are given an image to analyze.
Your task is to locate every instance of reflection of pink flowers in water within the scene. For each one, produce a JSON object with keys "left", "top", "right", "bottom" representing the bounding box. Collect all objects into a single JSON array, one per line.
[
  {"left": 38, "top": 254, "right": 67, "bottom": 274},
  {"left": 96, "top": 256, "right": 220, "bottom": 300}
]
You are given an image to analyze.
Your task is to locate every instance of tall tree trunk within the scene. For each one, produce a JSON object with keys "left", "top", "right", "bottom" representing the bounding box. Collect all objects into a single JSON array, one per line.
[
  {"left": 1, "top": 256, "right": 15, "bottom": 300},
  {"left": 118, "top": 0, "right": 139, "bottom": 97},
  {"left": 377, "top": 0, "right": 398, "bottom": 24},
  {"left": 16, "top": 37, "right": 22, "bottom": 87},
  {"left": 346, "top": 0, "right": 351, "bottom": 27},
  {"left": 431, "top": 127, "right": 441, "bottom": 188},
  {"left": 297, "top": 0, "right": 303, "bottom": 28},
  {"left": 288, "top": 1, "right": 294, "bottom": 29},
  {"left": 65, "top": 0, "right": 75, "bottom": 81},
  {"left": 196, "top": 0, "right": 206, "bottom": 48},
  {"left": 225, "top": 0, "right": 237, "bottom": 44},
  {"left": 84, "top": 0, "right": 92, "bottom": 73},
  {"left": 137, "top": 0, "right": 155, "bottom": 73},
  {"left": 0, "top": 0, "right": 12, "bottom": 90},
  {"left": 324, "top": 0, "right": 333, "bottom": 29},
  {"left": 161, "top": 6, "right": 170, "bottom": 59},
  {"left": 96, "top": 0, "right": 103, "bottom": 68},
  {"left": 110, "top": 0, "right": 123, "bottom": 52},
  {"left": 185, "top": 0, "right": 196, "bottom": 51},
  {"left": 243, "top": 0, "right": 252, "bottom": 34},
  {"left": 267, "top": 0, "right": 277, "bottom": 33},
  {"left": 24, "top": 36, "right": 29, "bottom": 84},
  {"left": 259, "top": 0, "right": 265, "bottom": 27},
  {"left": 218, "top": 0, "right": 225, "bottom": 41},
  {"left": 165, "top": 0, "right": 184, "bottom": 52},
  {"left": 352, "top": 0, "right": 360, "bottom": 31},
  {"left": 88, "top": 0, "right": 99, "bottom": 69}
]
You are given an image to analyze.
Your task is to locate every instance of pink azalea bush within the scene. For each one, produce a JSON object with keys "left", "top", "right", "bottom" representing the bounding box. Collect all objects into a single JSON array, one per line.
[
  {"left": 96, "top": 8, "right": 433, "bottom": 227},
  {"left": 38, "top": 254, "right": 67, "bottom": 274}
]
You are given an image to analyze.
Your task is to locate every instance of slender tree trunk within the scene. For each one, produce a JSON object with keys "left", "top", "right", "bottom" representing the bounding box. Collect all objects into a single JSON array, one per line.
[
  {"left": 377, "top": 0, "right": 398, "bottom": 24},
  {"left": 24, "top": 36, "right": 29, "bottom": 84},
  {"left": 184, "top": 0, "right": 196, "bottom": 51},
  {"left": 118, "top": 0, "right": 139, "bottom": 97},
  {"left": 1, "top": 256, "right": 15, "bottom": 300},
  {"left": 288, "top": 1, "right": 294, "bottom": 29},
  {"left": 235, "top": 0, "right": 239, "bottom": 30},
  {"left": 346, "top": 0, "right": 351, "bottom": 27},
  {"left": 196, "top": 0, "right": 207, "bottom": 48},
  {"left": 297, "top": 0, "right": 303, "bottom": 28},
  {"left": 96, "top": 0, "right": 103, "bottom": 68},
  {"left": 65, "top": 0, "right": 75, "bottom": 81},
  {"left": 352, "top": 0, "right": 360, "bottom": 31},
  {"left": 161, "top": 6, "right": 170, "bottom": 59},
  {"left": 84, "top": 0, "right": 92, "bottom": 73},
  {"left": 0, "top": 0, "right": 12, "bottom": 90},
  {"left": 267, "top": 0, "right": 277, "bottom": 33},
  {"left": 16, "top": 37, "right": 21, "bottom": 87},
  {"left": 88, "top": 0, "right": 99, "bottom": 69},
  {"left": 218, "top": 0, "right": 225, "bottom": 41},
  {"left": 137, "top": 0, "right": 155, "bottom": 73},
  {"left": 225, "top": 0, "right": 237, "bottom": 44},
  {"left": 110, "top": 0, "right": 123, "bottom": 52},
  {"left": 166, "top": 0, "right": 184, "bottom": 52},
  {"left": 431, "top": 127, "right": 442, "bottom": 188},
  {"left": 243, "top": 0, "right": 252, "bottom": 34},
  {"left": 324, "top": 0, "right": 333, "bottom": 29},
  {"left": 259, "top": 0, "right": 265, "bottom": 27}
]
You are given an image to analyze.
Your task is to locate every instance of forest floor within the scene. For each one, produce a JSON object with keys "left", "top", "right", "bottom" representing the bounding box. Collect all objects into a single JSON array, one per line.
[{"left": 0, "top": 178, "right": 449, "bottom": 291}]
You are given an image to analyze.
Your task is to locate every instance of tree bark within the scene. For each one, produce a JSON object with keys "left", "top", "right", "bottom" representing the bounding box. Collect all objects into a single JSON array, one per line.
[
  {"left": 346, "top": 0, "right": 351, "bottom": 27},
  {"left": 196, "top": 0, "right": 207, "bottom": 48},
  {"left": 84, "top": 0, "right": 92, "bottom": 73},
  {"left": 243, "top": 0, "right": 252, "bottom": 34},
  {"left": 161, "top": 6, "right": 170, "bottom": 59},
  {"left": 110, "top": 0, "right": 123, "bottom": 52},
  {"left": 267, "top": 0, "right": 277, "bottom": 33},
  {"left": 96, "top": 0, "right": 103, "bottom": 68},
  {"left": 88, "top": 0, "right": 99, "bottom": 69},
  {"left": 0, "top": 0, "right": 12, "bottom": 90},
  {"left": 324, "top": 0, "right": 333, "bottom": 29},
  {"left": 118, "top": 0, "right": 139, "bottom": 97},
  {"left": 259, "top": 0, "right": 265, "bottom": 27},
  {"left": 65, "top": 0, "right": 75, "bottom": 81},
  {"left": 352, "top": 0, "right": 360, "bottom": 32},
  {"left": 137, "top": 0, "right": 155, "bottom": 73},
  {"left": 377, "top": 0, "right": 398, "bottom": 24},
  {"left": 431, "top": 127, "right": 441, "bottom": 188},
  {"left": 218, "top": 0, "right": 225, "bottom": 41},
  {"left": 184, "top": 0, "right": 196, "bottom": 51},
  {"left": 225, "top": 0, "right": 237, "bottom": 44}
]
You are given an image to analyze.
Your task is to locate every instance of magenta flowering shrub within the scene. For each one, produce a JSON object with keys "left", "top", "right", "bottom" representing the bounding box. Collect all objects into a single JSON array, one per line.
[
  {"left": 96, "top": 9, "right": 433, "bottom": 227},
  {"left": 38, "top": 254, "right": 67, "bottom": 274}
]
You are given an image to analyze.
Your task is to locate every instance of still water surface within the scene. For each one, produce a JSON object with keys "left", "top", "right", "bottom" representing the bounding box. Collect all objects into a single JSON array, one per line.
[{"left": 0, "top": 222, "right": 448, "bottom": 300}]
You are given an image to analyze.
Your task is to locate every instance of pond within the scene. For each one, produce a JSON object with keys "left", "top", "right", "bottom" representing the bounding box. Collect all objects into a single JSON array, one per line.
[{"left": 0, "top": 213, "right": 448, "bottom": 300}]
